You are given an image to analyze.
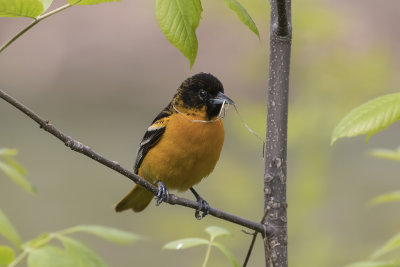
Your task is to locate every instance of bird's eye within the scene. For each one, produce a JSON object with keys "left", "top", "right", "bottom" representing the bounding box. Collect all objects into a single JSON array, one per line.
[{"left": 199, "top": 89, "right": 207, "bottom": 99}]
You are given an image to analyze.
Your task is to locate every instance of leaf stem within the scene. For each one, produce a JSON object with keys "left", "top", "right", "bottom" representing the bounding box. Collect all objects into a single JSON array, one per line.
[
  {"left": 7, "top": 249, "right": 28, "bottom": 267},
  {"left": 56, "top": 226, "right": 79, "bottom": 236},
  {"left": 0, "top": 3, "right": 75, "bottom": 54},
  {"left": 201, "top": 237, "right": 214, "bottom": 267}
]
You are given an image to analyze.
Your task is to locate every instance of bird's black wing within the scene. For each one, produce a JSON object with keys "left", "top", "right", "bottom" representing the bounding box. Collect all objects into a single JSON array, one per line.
[{"left": 134, "top": 105, "right": 172, "bottom": 174}]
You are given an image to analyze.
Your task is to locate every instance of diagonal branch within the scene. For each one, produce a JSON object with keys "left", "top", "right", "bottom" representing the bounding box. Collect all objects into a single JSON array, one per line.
[{"left": 0, "top": 89, "right": 276, "bottom": 236}]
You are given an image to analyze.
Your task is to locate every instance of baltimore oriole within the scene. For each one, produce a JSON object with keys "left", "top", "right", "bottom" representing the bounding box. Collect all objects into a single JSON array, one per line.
[{"left": 115, "top": 73, "right": 233, "bottom": 218}]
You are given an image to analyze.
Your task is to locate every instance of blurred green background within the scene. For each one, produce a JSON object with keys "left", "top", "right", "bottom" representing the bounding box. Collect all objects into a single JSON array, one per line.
[{"left": 1, "top": 0, "right": 400, "bottom": 266}]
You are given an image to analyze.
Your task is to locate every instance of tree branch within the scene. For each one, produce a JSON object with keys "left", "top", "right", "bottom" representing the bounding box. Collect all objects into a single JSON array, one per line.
[
  {"left": 264, "top": 0, "right": 292, "bottom": 266},
  {"left": 0, "top": 89, "right": 276, "bottom": 236}
]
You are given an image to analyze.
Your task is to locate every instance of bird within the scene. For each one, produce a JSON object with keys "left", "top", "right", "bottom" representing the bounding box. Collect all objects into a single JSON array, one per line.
[{"left": 115, "top": 73, "right": 234, "bottom": 219}]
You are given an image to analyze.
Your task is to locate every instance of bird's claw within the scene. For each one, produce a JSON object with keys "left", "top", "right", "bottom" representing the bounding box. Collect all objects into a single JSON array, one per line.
[
  {"left": 155, "top": 181, "right": 169, "bottom": 206},
  {"left": 190, "top": 187, "right": 210, "bottom": 220},
  {"left": 195, "top": 198, "right": 210, "bottom": 220}
]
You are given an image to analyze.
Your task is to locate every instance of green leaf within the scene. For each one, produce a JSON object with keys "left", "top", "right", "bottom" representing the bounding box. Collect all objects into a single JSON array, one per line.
[
  {"left": 63, "top": 225, "right": 140, "bottom": 245},
  {"left": 0, "top": 150, "right": 25, "bottom": 175},
  {"left": 371, "top": 233, "right": 400, "bottom": 260},
  {"left": 213, "top": 242, "right": 240, "bottom": 267},
  {"left": 0, "top": 149, "right": 18, "bottom": 156},
  {"left": 0, "top": 246, "right": 15, "bottom": 267},
  {"left": 369, "top": 148, "right": 400, "bottom": 162},
  {"left": 27, "top": 245, "right": 75, "bottom": 267},
  {"left": 369, "top": 191, "right": 400, "bottom": 207},
  {"left": 68, "top": 0, "right": 120, "bottom": 5},
  {"left": 205, "top": 226, "right": 230, "bottom": 240},
  {"left": 0, "top": 149, "right": 32, "bottom": 192},
  {"left": 0, "top": 209, "right": 22, "bottom": 249},
  {"left": 23, "top": 233, "right": 53, "bottom": 250},
  {"left": 0, "top": 0, "right": 44, "bottom": 18},
  {"left": 0, "top": 160, "right": 36, "bottom": 194},
  {"left": 3, "top": 156, "right": 27, "bottom": 177},
  {"left": 331, "top": 93, "right": 400, "bottom": 145},
  {"left": 163, "top": 238, "right": 208, "bottom": 250},
  {"left": 224, "top": 0, "right": 259, "bottom": 38},
  {"left": 346, "top": 261, "right": 400, "bottom": 267},
  {"left": 156, "top": 0, "right": 202, "bottom": 67},
  {"left": 57, "top": 235, "right": 108, "bottom": 267}
]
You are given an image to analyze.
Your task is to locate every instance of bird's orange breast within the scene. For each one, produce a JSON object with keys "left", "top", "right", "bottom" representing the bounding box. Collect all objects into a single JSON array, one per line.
[{"left": 138, "top": 113, "right": 225, "bottom": 191}]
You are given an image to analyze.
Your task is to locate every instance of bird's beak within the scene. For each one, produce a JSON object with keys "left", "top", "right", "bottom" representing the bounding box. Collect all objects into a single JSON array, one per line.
[{"left": 210, "top": 92, "right": 235, "bottom": 105}]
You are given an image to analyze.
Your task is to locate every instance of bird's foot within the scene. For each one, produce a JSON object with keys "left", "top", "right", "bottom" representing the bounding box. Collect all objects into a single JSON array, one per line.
[
  {"left": 190, "top": 187, "right": 210, "bottom": 220},
  {"left": 155, "top": 181, "right": 170, "bottom": 206},
  {"left": 195, "top": 198, "right": 210, "bottom": 220}
]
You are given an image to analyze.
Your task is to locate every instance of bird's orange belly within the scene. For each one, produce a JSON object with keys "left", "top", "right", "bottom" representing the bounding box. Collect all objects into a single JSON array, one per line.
[{"left": 138, "top": 114, "right": 225, "bottom": 191}]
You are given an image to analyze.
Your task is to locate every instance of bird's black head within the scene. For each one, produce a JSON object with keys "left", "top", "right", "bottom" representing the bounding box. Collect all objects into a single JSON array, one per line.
[{"left": 174, "top": 73, "right": 234, "bottom": 120}]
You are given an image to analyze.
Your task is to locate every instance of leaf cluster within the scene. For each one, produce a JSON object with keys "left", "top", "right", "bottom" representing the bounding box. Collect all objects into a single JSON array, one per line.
[
  {"left": 0, "top": 213, "right": 140, "bottom": 267},
  {"left": 0, "top": 149, "right": 140, "bottom": 267},
  {"left": 332, "top": 94, "right": 400, "bottom": 267}
]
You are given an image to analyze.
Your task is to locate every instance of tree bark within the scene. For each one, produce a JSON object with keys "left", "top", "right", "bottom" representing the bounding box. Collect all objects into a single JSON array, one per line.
[{"left": 264, "top": 0, "right": 292, "bottom": 266}]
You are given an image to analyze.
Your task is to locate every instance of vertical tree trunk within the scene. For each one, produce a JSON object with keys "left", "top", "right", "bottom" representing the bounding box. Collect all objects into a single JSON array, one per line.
[{"left": 264, "top": 0, "right": 291, "bottom": 266}]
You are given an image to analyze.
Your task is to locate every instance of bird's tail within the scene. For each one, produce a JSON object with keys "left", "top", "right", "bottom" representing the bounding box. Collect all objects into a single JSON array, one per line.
[{"left": 115, "top": 185, "right": 153, "bottom": 212}]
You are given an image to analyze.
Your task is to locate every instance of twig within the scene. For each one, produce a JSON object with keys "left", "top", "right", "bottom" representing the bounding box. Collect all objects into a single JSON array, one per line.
[
  {"left": 0, "top": 89, "right": 276, "bottom": 235},
  {"left": 242, "top": 206, "right": 271, "bottom": 267},
  {"left": 0, "top": 2, "right": 78, "bottom": 54}
]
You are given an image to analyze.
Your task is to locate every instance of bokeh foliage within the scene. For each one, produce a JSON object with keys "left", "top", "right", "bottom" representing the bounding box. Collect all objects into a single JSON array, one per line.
[{"left": 0, "top": 0, "right": 399, "bottom": 266}]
